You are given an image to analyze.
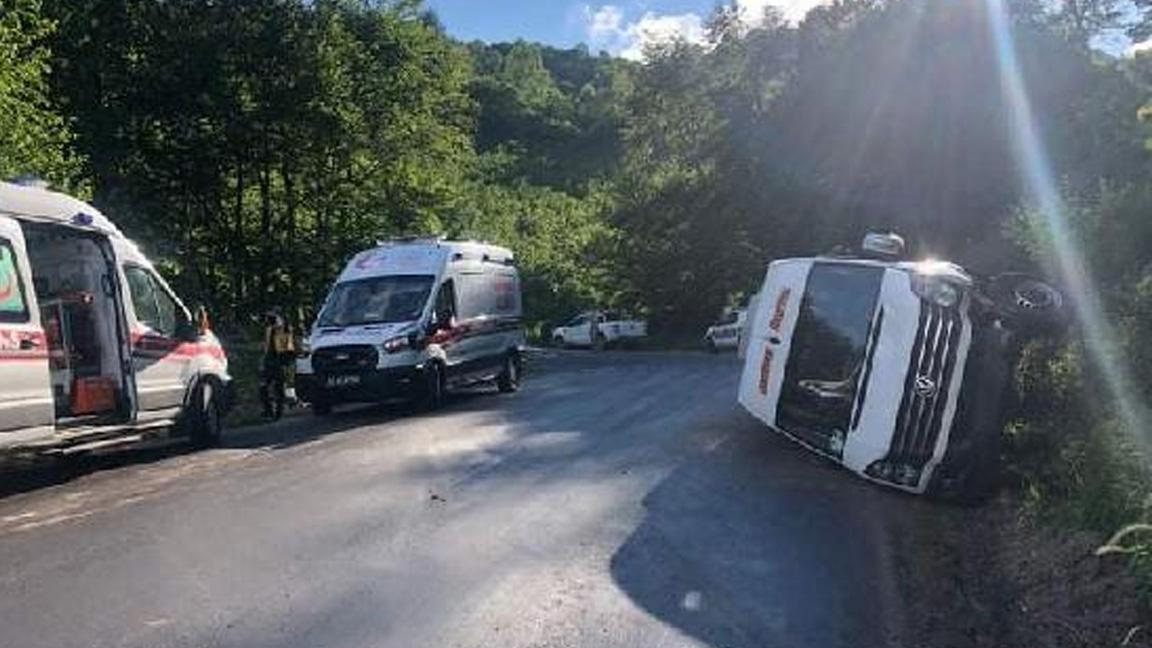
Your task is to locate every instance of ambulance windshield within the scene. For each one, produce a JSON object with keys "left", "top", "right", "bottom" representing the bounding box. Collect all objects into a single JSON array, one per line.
[{"left": 318, "top": 275, "right": 434, "bottom": 328}]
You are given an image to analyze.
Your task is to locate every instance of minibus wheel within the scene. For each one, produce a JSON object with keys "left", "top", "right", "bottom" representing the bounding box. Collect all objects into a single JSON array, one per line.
[
  {"left": 188, "top": 380, "right": 223, "bottom": 449},
  {"left": 989, "top": 273, "right": 1068, "bottom": 336}
]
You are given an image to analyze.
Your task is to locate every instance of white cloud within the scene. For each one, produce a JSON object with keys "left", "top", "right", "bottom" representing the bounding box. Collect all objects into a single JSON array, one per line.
[
  {"left": 585, "top": 4, "right": 706, "bottom": 60},
  {"left": 587, "top": 4, "right": 625, "bottom": 40},
  {"left": 584, "top": 1, "right": 826, "bottom": 61},
  {"left": 737, "top": 0, "right": 826, "bottom": 24}
]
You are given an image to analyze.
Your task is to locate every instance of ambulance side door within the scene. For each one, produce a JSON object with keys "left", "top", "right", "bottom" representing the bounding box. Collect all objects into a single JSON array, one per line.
[
  {"left": 123, "top": 264, "right": 193, "bottom": 413},
  {"left": 0, "top": 216, "right": 54, "bottom": 438},
  {"left": 737, "top": 259, "right": 811, "bottom": 428},
  {"left": 430, "top": 277, "right": 463, "bottom": 370}
]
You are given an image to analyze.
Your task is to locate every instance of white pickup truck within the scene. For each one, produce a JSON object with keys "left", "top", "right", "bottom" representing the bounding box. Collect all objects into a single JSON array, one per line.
[
  {"left": 552, "top": 311, "right": 647, "bottom": 349},
  {"left": 704, "top": 309, "right": 746, "bottom": 352}
]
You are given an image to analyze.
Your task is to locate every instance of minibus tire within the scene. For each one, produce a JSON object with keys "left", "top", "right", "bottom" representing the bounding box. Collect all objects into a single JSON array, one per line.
[
  {"left": 497, "top": 353, "right": 521, "bottom": 393},
  {"left": 989, "top": 273, "right": 1068, "bottom": 336},
  {"left": 188, "top": 381, "right": 223, "bottom": 449}
]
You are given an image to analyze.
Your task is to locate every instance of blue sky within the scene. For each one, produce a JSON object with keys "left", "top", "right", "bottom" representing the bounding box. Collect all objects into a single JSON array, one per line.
[{"left": 424, "top": 1, "right": 824, "bottom": 58}]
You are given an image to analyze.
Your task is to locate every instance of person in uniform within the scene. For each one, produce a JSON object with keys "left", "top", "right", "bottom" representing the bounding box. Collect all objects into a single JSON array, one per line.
[{"left": 260, "top": 311, "right": 295, "bottom": 420}]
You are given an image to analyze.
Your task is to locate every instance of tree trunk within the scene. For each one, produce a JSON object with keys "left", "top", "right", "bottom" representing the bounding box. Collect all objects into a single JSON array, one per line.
[
  {"left": 258, "top": 135, "right": 273, "bottom": 314},
  {"left": 232, "top": 156, "right": 246, "bottom": 323}
]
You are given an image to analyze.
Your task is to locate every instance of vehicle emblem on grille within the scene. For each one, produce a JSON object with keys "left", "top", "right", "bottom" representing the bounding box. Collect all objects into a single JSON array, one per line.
[{"left": 914, "top": 375, "right": 937, "bottom": 397}]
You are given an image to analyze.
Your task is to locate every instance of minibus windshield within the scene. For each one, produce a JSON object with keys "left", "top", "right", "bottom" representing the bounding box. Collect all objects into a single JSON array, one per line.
[
  {"left": 318, "top": 275, "right": 434, "bottom": 327},
  {"left": 776, "top": 263, "right": 884, "bottom": 454}
]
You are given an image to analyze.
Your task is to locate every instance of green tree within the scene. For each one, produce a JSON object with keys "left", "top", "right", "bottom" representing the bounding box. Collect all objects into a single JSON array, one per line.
[
  {"left": 0, "top": 0, "right": 81, "bottom": 188},
  {"left": 45, "top": 0, "right": 475, "bottom": 326}
]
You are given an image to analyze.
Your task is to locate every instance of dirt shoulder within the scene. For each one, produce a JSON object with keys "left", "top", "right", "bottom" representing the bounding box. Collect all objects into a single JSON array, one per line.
[{"left": 895, "top": 494, "right": 1150, "bottom": 647}]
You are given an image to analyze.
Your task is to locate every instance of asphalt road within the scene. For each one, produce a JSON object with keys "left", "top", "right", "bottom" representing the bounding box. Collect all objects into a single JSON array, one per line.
[{"left": 0, "top": 351, "right": 924, "bottom": 648}]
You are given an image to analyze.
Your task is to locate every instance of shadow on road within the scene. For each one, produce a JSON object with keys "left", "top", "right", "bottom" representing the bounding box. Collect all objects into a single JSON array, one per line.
[
  {"left": 0, "top": 349, "right": 635, "bottom": 502},
  {"left": 0, "top": 442, "right": 201, "bottom": 501},
  {"left": 0, "top": 386, "right": 506, "bottom": 503},
  {"left": 608, "top": 413, "right": 917, "bottom": 648}
]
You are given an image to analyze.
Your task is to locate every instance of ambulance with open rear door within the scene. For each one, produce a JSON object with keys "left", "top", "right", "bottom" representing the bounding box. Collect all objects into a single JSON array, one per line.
[{"left": 0, "top": 180, "right": 231, "bottom": 455}]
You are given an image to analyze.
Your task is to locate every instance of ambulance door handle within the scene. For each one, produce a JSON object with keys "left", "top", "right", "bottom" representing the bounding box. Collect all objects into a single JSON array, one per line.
[
  {"left": 769, "top": 336, "right": 781, "bottom": 346},
  {"left": 20, "top": 338, "right": 40, "bottom": 350}
]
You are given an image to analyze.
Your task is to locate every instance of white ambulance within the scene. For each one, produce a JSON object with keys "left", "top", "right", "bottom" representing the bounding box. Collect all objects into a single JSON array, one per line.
[
  {"left": 296, "top": 238, "right": 525, "bottom": 413},
  {"left": 0, "top": 180, "right": 231, "bottom": 454},
  {"left": 739, "top": 233, "right": 1065, "bottom": 500}
]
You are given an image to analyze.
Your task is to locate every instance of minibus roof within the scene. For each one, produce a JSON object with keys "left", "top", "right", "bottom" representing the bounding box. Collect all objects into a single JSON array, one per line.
[{"left": 0, "top": 181, "right": 124, "bottom": 237}]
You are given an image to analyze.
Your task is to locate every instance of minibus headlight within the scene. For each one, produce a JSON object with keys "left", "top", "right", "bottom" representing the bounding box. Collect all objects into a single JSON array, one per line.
[
  {"left": 911, "top": 275, "right": 960, "bottom": 308},
  {"left": 382, "top": 335, "right": 411, "bottom": 354},
  {"left": 866, "top": 460, "right": 922, "bottom": 487}
]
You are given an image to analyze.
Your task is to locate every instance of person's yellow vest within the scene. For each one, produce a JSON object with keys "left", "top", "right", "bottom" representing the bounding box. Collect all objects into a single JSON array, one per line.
[{"left": 264, "top": 325, "right": 295, "bottom": 355}]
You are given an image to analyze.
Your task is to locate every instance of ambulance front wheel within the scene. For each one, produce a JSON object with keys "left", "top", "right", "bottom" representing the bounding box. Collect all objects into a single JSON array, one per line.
[
  {"left": 497, "top": 352, "right": 521, "bottom": 393},
  {"left": 420, "top": 362, "right": 446, "bottom": 411},
  {"left": 188, "top": 380, "right": 224, "bottom": 449}
]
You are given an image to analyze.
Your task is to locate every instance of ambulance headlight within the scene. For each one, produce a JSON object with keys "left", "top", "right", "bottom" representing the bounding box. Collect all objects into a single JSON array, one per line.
[
  {"left": 911, "top": 275, "right": 960, "bottom": 309},
  {"left": 382, "top": 335, "right": 411, "bottom": 354}
]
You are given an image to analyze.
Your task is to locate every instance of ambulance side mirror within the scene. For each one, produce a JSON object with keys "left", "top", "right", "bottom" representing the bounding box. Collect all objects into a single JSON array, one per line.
[
  {"left": 428, "top": 316, "right": 451, "bottom": 334},
  {"left": 175, "top": 315, "right": 199, "bottom": 342},
  {"left": 194, "top": 305, "right": 212, "bottom": 334}
]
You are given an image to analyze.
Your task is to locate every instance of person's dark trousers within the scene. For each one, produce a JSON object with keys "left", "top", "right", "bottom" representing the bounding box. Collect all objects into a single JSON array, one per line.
[{"left": 260, "top": 355, "right": 286, "bottom": 419}]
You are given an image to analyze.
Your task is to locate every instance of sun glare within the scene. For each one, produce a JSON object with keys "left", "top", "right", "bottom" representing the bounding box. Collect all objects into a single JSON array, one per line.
[{"left": 984, "top": 0, "right": 1151, "bottom": 456}]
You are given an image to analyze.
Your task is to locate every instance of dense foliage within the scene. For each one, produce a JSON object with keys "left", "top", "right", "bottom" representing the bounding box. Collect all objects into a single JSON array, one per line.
[{"left": 0, "top": 0, "right": 81, "bottom": 188}]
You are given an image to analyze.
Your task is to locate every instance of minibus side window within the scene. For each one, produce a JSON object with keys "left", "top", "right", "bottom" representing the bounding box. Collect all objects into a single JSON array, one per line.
[{"left": 0, "top": 240, "right": 30, "bottom": 323}]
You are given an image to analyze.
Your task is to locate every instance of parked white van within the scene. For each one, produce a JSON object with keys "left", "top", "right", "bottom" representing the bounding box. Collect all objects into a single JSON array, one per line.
[
  {"left": 296, "top": 238, "right": 525, "bottom": 413},
  {"left": 0, "top": 180, "right": 231, "bottom": 454}
]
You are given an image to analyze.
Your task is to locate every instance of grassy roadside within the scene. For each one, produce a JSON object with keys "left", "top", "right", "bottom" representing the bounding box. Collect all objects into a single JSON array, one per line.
[
  {"left": 895, "top": 338, "right": 1152, "bottom": 647},
  {"left": 897, "top": 493, "right": 1152, "bottom": 648},
  {"left": 222, "top": 341, "right": 280, "bottom": 427}
]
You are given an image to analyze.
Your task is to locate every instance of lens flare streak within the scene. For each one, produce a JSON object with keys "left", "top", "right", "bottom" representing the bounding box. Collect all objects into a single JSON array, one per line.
[{"left": 984, "top": 0, "right": 1150, "bottom": 455}]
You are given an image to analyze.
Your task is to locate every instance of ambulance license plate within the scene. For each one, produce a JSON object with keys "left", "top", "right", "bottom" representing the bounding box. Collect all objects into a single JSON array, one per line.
[{"left": 326, "top": 374, "right": 361, "bottom": 388}]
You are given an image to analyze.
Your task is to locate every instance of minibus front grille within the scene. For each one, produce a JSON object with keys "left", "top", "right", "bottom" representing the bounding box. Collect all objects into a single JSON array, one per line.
[
  {"left": 312, "top": 345, "right": 379, "bottom": 373},
  {"left": 869, "top": 302, "right": 962, "bottom": 486}
]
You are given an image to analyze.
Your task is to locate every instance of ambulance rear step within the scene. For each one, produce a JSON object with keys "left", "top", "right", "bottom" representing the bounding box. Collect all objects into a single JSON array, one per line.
[{"left": 26, "top": 419, "right": 174, "bottom": 455}]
